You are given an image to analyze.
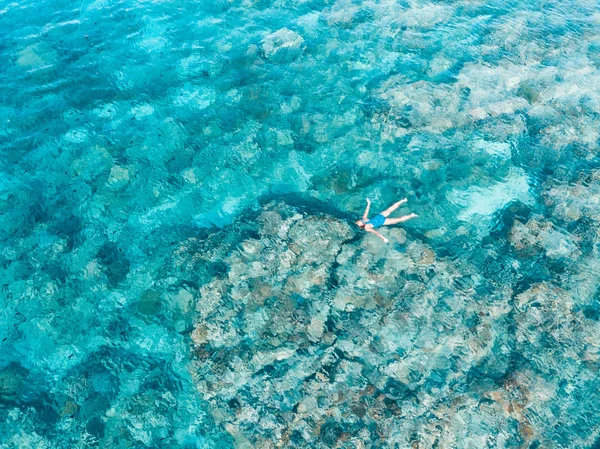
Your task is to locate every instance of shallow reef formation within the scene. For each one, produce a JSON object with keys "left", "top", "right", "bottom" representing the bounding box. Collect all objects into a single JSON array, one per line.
[
  {"left": 186, "top": 202, "right": 600, "bottom": 448},
  {"left": 2, "top": 0, "right": 600, "bottom": 446}
]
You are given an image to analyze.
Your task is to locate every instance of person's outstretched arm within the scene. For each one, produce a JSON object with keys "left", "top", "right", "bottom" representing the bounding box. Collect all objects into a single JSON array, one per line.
[
  {"left": 362, "top": 198, "right": 371, "bottom": 221},
  {"left": 366, "top": 228, "right": 389, "bottom": 243}
]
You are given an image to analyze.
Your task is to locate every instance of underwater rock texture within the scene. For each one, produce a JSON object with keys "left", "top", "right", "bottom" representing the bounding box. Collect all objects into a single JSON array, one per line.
[
  {"left": 187, "top": 202, "right": 600, "bottom": 448},
  {"left": 262, "top": 28, "right": 305, "bottom": 62},
  {"left": 2, "top": 0, "right": 600, "bottom": 446}
]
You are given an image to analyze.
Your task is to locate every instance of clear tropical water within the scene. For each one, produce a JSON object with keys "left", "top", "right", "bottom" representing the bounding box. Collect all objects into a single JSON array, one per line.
[{"left": 2, "top": 0, "right": 600, "bottom": 447}]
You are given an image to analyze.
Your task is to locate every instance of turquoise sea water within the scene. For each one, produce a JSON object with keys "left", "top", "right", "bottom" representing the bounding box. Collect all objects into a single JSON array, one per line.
[{"left": 2, "top": 0, "right": 600, "bottom": 447}]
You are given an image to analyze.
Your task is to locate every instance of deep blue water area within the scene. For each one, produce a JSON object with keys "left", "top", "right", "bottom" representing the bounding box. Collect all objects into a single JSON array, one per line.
[{"left": 2, "top": 0, "right": 600, "bottom": 447}]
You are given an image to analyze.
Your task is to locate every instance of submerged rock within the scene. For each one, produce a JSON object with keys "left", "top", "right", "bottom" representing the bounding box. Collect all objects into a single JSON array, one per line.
[
  {"left": 261, "top": 28, "right": 305, "bottom": 62},
  {"left": 137, "top": 289, "right": 162, "bottom": 317},
  {"left": 509, "top": 217, "right": 581, "bottom": 261},
  {"left": 187, "top": 202, "right": 511, "bottom": 447},
  {"left": 0, "top": 362, "right": 29, "bottom": 402},
  {"left": 177, "top": 191, "right": 594, "bottom": 446},
  {"left": 107, "top": 165, "right": 130, "bottom": 189}
]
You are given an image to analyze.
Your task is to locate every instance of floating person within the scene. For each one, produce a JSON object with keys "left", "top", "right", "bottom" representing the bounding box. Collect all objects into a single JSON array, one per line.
[{"left": 356, "top": 198, "right": 418, "bottom": 243}]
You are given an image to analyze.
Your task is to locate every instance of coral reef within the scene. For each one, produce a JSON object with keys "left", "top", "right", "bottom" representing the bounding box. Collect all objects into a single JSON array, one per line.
[
  {"left": 2, "top": 0, "right": 600, "bottom": 446},
  {"left": 187, "top": 202, "right": 600, "bottom": 448}
]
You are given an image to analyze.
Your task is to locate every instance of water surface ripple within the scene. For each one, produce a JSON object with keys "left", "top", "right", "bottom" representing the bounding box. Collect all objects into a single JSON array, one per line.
[{"left": 1, "top": 0, "right": 600, "bottom": 447}]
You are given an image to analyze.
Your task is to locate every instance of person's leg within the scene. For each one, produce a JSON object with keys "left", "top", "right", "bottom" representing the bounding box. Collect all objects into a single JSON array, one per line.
[
  {"left": 384, "top": 213, "right": 417, "bottom": 225},
  {"left": 380, "top": 198, "right": 408, "bottom": 217}
]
